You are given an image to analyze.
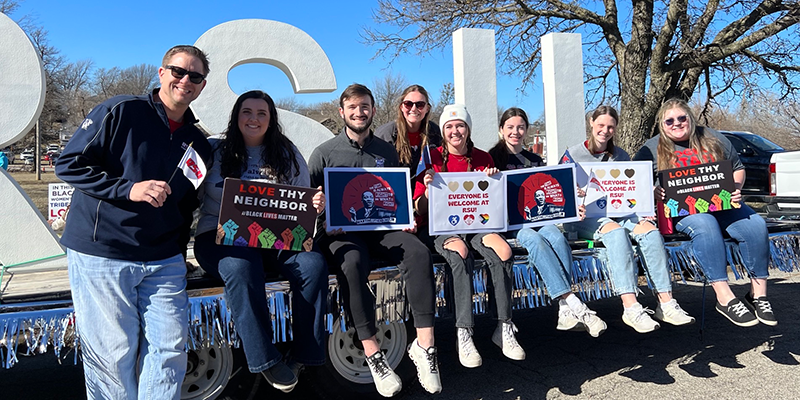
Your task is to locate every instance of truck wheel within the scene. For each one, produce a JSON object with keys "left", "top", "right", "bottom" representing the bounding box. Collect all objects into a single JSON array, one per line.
[
  {"left": 310, "top": 317, "right": 413, "bottom": 398},
  {"left": 181, "top": 343, "right": 235, "bottom": 400}
]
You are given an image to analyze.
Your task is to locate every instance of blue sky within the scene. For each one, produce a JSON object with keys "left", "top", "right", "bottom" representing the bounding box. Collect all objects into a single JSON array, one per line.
[{"left": 15, "top": 0, "right": 545, "bottom": 117}]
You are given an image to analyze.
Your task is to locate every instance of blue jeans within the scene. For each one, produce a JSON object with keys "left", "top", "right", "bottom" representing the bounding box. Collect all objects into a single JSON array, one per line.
[
  {"left": 67, "top": 249, "right": 188, "bottom": 400},
  {"left": 674, "top": 205, "right": 769, "bottom": 282},
  {"left": 515, "top": 225, "right": 574, "bottom": 299},
  {"left": 194, "top": 232, "right": 328, "bottom": 371},
  {"left": 566, "top": 217, "right": 672, "bottom": 295}
]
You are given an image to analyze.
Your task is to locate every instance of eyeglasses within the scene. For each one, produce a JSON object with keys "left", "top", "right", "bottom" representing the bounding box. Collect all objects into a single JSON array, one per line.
[
  {"left": 664, "top": 115, "right": 688, "bottom": 126},
  {"left": 402, "top": 100, "right": 427, "bottom": 110},
  {"left": 164, "top": 65, "right": 205, "bottom": 84}
]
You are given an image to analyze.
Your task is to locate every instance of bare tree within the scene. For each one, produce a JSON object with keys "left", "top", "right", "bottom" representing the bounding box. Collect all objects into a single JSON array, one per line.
[
  {"left": 276, "top": 96, "right": 303, "bottom": 113},
  {"left": 430, "top": 82, "right": 454, "bottom": 122},
  {"left": 371, "top": 72, "right": 409, "bottom": 127},
  {"left": 364, "top": 0, "right": 800, "bottom": 153},
  {"left": 95, "top": 64, "right": 158, "bottom": 98}
]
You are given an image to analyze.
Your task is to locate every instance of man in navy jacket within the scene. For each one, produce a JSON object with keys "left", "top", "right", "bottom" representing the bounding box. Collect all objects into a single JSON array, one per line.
[{"left": 55, "top": 45, "right": 212, "bottom": 400}]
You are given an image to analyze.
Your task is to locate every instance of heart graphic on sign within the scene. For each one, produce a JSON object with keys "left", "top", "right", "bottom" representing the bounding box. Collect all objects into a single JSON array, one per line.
[
  {"left": 478, "top": 180, "right": 489, "bottom": 191},
  {"left": 610, "top": 169, "right": 621, "bottom": 178},
  {"left": 596, "top": 170, "right": 606, "bottom": 178},
  {"left": 611, "top": 199, "right": 622, "bottom": 209},
  {"left": 448, "top": 215, "right": 460, "bottom": 226},
  {"left": 464, "top": 214, "right": 475, "bottom": 225},
  {"left": 463, "top": 181, "right": 474, "bottom": 191},
  {"left": 597, "top": 198, "right": 607, "bottom": 209},
  {"left": 480, "top": 214, "right": 490, "bottom": 224},
  {"left": 448, "top": 181, "right": 459, "bottom": 192},
  {"left": 624, "top": 169, "right": 635, "bottom": 178}
]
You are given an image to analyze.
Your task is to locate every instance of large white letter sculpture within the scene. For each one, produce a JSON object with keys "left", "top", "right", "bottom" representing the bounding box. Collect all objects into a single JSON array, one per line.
[
  {"left": 0, "top": 13, "right": 65, "bottom": 269},
  {"left": 452, "top": 28, "right": 499, "bottom": 151},
  {"left": 541, "top": 33, "right": 586, "bottom": 165},
  {"left": 192, "top": 19, "right": 337, "bottom": 160}
]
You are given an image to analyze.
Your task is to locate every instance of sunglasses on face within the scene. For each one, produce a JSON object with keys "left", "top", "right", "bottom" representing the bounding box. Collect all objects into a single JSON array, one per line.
[
  {"left": 664, "top": 115, "right": 688, "bottom": 126},
  {"left": 402, "top": 100, "right": 427, "bottom": 110},
  {"left": 165, "top": 65, "right": 205, "bottom": 84}
]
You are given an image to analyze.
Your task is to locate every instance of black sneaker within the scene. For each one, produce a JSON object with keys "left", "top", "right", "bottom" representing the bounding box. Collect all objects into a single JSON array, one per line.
[
  {"left": 744, "top": 293, "right": 778, "bottom": 326},
  {"left": 715, "top": 298, "right": 758, "bottom": 327},
  {"left": 261, "top": 361, "right": 298, "bottom": 393}
]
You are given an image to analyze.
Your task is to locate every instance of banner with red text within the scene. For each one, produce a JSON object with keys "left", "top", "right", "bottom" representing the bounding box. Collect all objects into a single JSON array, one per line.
[
  {"left": 657, "top": 160, "right": 736, "bottom": 217},
  {"left": 575, "top": 161, "right": 655, "bottom": 218},
  {"left": 428, "top": 171, "right": 507, "bottom": 235},
  {"left": 218, "top": 178, "right": 316, "bottom": 251}
]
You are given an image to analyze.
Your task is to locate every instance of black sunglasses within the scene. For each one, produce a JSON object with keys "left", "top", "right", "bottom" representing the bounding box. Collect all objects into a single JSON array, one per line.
[
  {"left": 664, "top": 115, "right": 688, "bottom": 126},
  {"left": 402, "top": 100, "right": 427, "bottom": 110},
  {"left": 165, "top": 65, "right": 205, "bottom": 84}
]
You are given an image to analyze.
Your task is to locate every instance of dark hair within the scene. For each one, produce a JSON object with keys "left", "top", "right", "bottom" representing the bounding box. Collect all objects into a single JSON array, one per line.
[
  {"left": 162, "top": 45, "right": 210, "bottom": 75},
  {"left": 339, "top": 83, "right": 374, "bottom": 108},
  {"left": 219, "top": 90, "right": 299, "bottom": 182},
  {"left": 394, "top": 85, "right": 432, "bottom": 165},
  {"left": 489, "top": 107, "right": 530, "bottom": 168},
  {"left": 587, "top": 105, "right": 619, "bottom": 157}
]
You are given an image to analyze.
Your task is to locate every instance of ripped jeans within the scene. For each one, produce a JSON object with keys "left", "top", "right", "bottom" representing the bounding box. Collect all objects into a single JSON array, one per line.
[
  {"left": 566, "top": 217, "right": 672, "bottom": 296},
  {"left": 433, "top": 232, "right": 513, "bottom": 328}
]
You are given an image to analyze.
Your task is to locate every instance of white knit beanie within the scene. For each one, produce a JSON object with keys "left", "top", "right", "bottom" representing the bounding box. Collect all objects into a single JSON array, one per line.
[{"left": 439, "top": 104, "right": 472, "bottom": 131}]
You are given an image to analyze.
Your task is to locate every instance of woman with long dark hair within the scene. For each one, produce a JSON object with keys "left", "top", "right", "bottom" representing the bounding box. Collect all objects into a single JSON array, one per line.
[
  {"left": 193, "top": 90, "right": 328, "bottom": 393},
  {"left": 634, "top": 98, "right": 775, "bottom": 327},
  {"left": 489, "top": 107, "right": 607, "bottom": 337}
]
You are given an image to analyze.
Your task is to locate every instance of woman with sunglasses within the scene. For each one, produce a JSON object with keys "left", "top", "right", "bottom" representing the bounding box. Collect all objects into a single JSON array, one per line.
[
  {"left": 561, "top": 105, "right": 695, "bottom": 334},
  {"left": 488, "top": 107, "right": 607, "bottom": 337},
  {"left": 193, "top": 90, "right": 329, "bottom": 393},
  {"left": 375, "top": 84, "right": 442, "bottom": 171},
  {"left": 633, "top": 98, "right": 775, "bottom": 327},
  {"left": 414, "top": 104, "right": 525, "bottom": 368}
]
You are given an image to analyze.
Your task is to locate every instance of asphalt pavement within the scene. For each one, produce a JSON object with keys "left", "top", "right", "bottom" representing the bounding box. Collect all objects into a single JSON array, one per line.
[{"left": 3, "top": 270, "right": 798, "bottom": 399}]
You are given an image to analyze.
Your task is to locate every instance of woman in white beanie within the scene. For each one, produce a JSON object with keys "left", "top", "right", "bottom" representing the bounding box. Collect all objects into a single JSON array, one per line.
[{"left": 413, "top": 104, "right": 525, "bottom": 368}]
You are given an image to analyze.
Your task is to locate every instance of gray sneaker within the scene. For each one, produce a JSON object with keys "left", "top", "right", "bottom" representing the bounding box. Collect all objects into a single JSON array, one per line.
[
  {"left": 456, "top": 327, "right": 482, "bottom": 368},
  {"left": 260, "top": 361, "right": 298, "bottom": 393},
  {"left": 556, "top": 301, "right": 584, "bottom": 331},
  {"left": 492, "top": 321, "right": 526, "bottom": 360},
  {"left": 622, "top": 303, "right": 660, "bottom": 333},
  {"left": 366, "top": 351, "right": 403, "bottom": 397},
  {"left": 407, "top": 339, "right": 442, "bottom": 394},
  {"left": 654, "top": 299, "right": 695, "bottom": 326},
  {"left": 573, "top": 302, "right": 607, "bottom": 337}
]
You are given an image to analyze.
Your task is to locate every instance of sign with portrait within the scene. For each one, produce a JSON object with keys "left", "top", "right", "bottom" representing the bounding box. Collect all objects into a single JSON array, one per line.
[
  {"left": 575, "top": 161, "right": 655, "bottom": 218},
  {"left": 324, "top": 167, "right": 414, "bottom": 231},
  {"left": 504, "top": 164, "right": 580, "bottom": 230},
  {"left": 48, "top": 182, "right": 73, "bottom": 219},
  {"left": 428, "top": 171, "right": 507, "bottom": 235},
  {"left": 657, "top": 160, "right": 737, "bottom": 217},
  {"left": 218, "top": 178, "right": 317, "bottom": 251}
]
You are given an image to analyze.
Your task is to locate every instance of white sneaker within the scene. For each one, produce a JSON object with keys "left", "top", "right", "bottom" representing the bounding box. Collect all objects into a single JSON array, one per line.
[
  {"left": 492, "top": 321, "right": 526, "bottom": 360},
  {"left": 365, "top": 351, "right": 403, "bottom": 397},
  {"left": 622, "top": 303, "right": 661, "bottom": 333},
  {"left": 407, "top": 339, "right": 442, "bottom": 394},
  {"left": 654, "top": 299, "right": 696, "bottom": 326},
  {"left": 573, "top": 302, "right": 607, "bottom": 337},
  {"left": 456, "top": 327, "right": 482, "bottom": 368},
  {"left": 556, "top": 302, "right": 583, "bottom": 331}
]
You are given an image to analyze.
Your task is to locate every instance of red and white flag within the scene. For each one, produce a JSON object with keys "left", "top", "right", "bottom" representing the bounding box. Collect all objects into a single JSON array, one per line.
[
  {"left": 582, "top": 169, "right": 606, "bottom": 205},
  {"left": 177, "top": 144, "right": 206, "bottom": 189}
]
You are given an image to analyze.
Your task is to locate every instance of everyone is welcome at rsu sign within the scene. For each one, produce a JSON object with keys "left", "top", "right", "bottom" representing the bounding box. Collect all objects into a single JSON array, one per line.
[{"left": 217, "top": 178, "right": 317, "bottom": 251}]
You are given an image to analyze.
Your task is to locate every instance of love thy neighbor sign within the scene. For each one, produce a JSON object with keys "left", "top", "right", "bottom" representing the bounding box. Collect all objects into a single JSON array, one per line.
[{"left": 658, "top": 160, "right": 737, "bottom": 217}]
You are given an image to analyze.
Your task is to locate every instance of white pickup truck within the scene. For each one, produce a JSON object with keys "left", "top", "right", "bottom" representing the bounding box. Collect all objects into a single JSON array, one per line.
[{"left": 766, "top": 150, "right": 800, "bottom": 217}]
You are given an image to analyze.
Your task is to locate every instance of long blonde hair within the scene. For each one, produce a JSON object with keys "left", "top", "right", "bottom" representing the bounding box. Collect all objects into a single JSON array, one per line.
[
  {"left": 656, "top": 98, "right": 723, "bottom": 171},
  {"left": 395, "top": 85, "right": 432, "bottom": 165}
]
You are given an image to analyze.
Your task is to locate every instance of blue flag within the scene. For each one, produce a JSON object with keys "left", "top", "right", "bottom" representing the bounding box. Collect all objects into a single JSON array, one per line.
[{"left": 414, "top": 145, "right": 432, "bottom": 178}]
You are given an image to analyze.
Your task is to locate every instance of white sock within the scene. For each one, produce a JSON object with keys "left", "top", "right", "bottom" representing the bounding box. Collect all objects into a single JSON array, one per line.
[
  {"left": 660, "top": 298, "right": 677, "bottom": 306},
  {"left": 564, "top": 293, "right": 583, "bottom": 312}
]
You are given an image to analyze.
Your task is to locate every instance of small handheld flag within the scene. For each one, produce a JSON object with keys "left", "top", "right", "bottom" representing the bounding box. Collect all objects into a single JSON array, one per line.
[
  {"left": 582, "top": 169, "right": 606, "bottom": 205},
  {"left": 414, "top": 145, "right": 433, "bottom": 178},
  {"left": 168, "top": 142, "right": 207, "bottom": 189}
]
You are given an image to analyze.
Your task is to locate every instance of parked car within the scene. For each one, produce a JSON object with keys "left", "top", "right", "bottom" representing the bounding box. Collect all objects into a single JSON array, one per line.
[
  {"left": 765, "top": 150, "right": 800, "bottom": 217},
  {"left": 20, "top": 149, "right": 34, "bottom": 165},
  {"left": 720, "top": 131, "right": 786, "bottom": 194}
]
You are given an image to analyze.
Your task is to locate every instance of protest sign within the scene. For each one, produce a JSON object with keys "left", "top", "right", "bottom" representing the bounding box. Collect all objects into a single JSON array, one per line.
[
  {"left": 428, "top": 171, "right": 507, "bottom": 235},
  {"left": 505, "top": 164, "right": 580, "bottom": 230},
  {"left": 657, "top": 160, "right": 736, "bottom": 217},
  {"left": 324, "top": 167, "right": 413, "bottom": 231},
  {"left": 48, "top": 182, "right": 73, "bottom": 219},
  {"left": 218, "top": 178, "right": 316, "bottom": 251},
  {"left": 574, "top": 161, "right": 655, "bottom": 218}
]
